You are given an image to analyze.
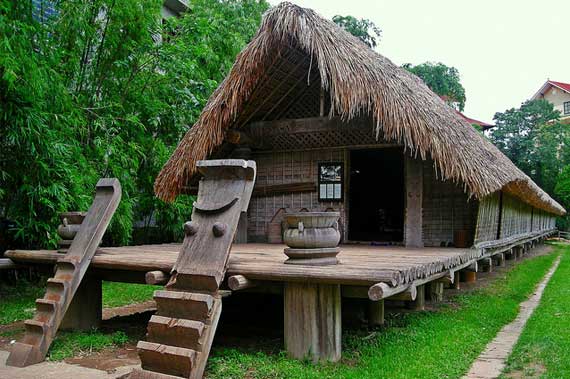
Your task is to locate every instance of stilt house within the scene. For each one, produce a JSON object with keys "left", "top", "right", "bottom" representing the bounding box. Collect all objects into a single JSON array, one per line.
[{"left": 155, "top": 2, "right": 564, "bottom": 249}]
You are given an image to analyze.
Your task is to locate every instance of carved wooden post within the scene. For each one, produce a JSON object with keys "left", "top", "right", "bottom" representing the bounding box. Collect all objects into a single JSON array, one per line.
[
  {"left": 404, "top": 156, "right": 423, "bottom": 248},
  {"left": 131, "top": 160, "right": 256, "bottom": 379},
  {"left": 7, "top": 178, "right": 121, "bottom": 367}
]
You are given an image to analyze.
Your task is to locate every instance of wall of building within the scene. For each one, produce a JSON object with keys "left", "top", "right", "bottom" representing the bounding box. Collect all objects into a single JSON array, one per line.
[
  {"left": 542, "top": 86, "right": 570, "bottom": 119},
  {"left": 421, "top": 160, "right": 478, "bottom": 247},
  {"left": 246, "top": 145, "right": 479, "bottom": 247}
]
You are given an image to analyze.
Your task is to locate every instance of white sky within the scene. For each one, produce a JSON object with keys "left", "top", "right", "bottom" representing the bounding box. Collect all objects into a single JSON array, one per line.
[{"left": 268, "top": 0, "right": 570, "bottom": 123}]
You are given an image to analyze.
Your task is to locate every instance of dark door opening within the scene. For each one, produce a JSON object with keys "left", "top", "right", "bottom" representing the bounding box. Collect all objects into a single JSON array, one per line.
[{"left": 348, "top": 148, "right": 405, "bottom": 242}]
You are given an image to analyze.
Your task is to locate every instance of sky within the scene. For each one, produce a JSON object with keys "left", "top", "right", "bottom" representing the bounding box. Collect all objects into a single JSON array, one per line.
[{"left": 268, "top": 0, "right": 570, "bottom": 124}]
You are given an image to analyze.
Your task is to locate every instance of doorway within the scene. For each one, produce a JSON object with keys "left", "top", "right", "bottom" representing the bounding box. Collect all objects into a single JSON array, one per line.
[{"left": 348, "top": 148, "right": 405, "bottom": 242}]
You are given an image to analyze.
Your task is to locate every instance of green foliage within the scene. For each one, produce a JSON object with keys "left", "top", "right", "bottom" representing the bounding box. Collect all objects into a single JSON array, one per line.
[
  {"left": 332, "top": 15, "right": 381, "bottom": 48},
  {"left": 0, "top": 0, "right": 268, "bottom": 248},
  {"left": 0, "top": 279, "right": 46, "bottom": 324},
  {"left": 555, "top": 167, "right": 570, "bottom": 230},
  {"left": 403, "top": 62, "right": 466, "bottom": 111},
  {"left": 489, "top": 99, "right": 565, "bottom": 195}
]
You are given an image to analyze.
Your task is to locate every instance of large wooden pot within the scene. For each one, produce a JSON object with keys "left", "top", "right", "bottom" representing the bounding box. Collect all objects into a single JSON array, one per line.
[{"left": 283, "top": 212, "right": 341, "bottom": 265}]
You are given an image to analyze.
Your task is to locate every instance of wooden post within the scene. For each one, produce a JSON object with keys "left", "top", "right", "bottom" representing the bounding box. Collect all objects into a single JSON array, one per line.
[
  {"left": 368, "top": 300, "right": 384, "bottom": 327},
  {"left": 404, "top": 156, "right": 423, "bottom": 248},
  {"left": 61, "top": 276, "right": 102, "bottom": 331},
  {"left": 406, "top": 284, "right": 425, "bottom": 310},
  {"left": 452, "top": 271, "right": 461, "bottom": 290},
  {"left": 284, "top": 282, "right": 341, "bottom": 363},
  {"left": 463, "top": 271, "right": 477, "bottom": 283},
  {"left": 428, "top": 281, "right": 444, "bottom": 302}
]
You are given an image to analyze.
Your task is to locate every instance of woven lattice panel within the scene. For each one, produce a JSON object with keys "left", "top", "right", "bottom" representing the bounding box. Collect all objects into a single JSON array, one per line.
[{"left": 264, "top": 129, "right": 380, "bottom": 150}]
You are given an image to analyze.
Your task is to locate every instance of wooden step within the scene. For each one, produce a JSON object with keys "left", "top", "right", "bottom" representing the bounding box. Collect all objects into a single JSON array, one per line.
[
  {"left": 35, "top": 298, "right": 58, "bottom": 314},
  {"left": 45, "top": 278, "right": 69, "bottom": 302},
  {"left": 137, "top": 341, "right": 197, "bottom": 378},
  {"left": 154, "top": 290, "right": 214, "bottom": 322},
  {"left": 147, "top": 316, "right": 205, "bottom": 351},
  {"left": 130, "top": 367, "right": 187, "bottom": 379}
]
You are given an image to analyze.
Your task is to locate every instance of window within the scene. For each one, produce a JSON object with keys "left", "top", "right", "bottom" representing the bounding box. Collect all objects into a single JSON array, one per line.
[
  {"left": 318, "top": 162, "right": 343, "bottom": 201},
  {"left": 564, "top": 101, "right": 570, "bottom": 115}
]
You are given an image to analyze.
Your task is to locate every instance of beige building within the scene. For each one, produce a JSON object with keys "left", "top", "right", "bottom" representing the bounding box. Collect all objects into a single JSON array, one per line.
[{"left": 531, "top": 80, "right": 570, "bottom": 122}]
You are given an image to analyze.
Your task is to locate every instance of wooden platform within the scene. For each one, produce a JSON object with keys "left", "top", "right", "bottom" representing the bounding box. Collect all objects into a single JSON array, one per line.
[{"left": 7, "top": 243, "right": 482, "bottom": 288}]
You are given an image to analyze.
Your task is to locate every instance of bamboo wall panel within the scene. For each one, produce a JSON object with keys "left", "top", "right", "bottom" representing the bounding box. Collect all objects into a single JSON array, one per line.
[
  {"left": 474, "top": 192, "right": 501, "bottom": 244},
  {"left": 248, "top": 149, "right": 347, "bottom": 242},
  {"left": 422, "top": 160, "right": 478, "bottom": 247}
]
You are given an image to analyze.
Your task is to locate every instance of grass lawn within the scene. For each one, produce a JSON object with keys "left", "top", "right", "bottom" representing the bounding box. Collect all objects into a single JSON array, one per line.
[
  {"left": 0, "top": 279, "right": 157, "bottom": 360},
  {"left": 206, "top": 250, "right": 559, "bottom": 379},
  {"left": 501, "top": 243, "right": 570, "bottom": 379}
]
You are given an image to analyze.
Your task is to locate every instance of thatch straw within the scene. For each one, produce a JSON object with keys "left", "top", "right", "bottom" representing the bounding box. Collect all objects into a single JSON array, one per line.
[{"left": 154, "top": 2, "right": 565, "bottom": 216}]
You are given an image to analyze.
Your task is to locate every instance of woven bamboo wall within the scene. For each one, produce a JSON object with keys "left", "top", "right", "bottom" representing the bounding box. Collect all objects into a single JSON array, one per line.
[
  {"left": 422, "top": 160, "right": 478, "bottom": 247},
  {"left": 474, "top": 192, "right": 501, "bottom": 244},
  {"left": 474, "top": 192, "right": 557, "bottom": 246},
  {"left": 248, "top": 149, "right": 347, "bottom": 242}
]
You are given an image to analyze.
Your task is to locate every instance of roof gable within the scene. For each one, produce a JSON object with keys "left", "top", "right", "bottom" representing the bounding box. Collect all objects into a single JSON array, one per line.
[{"left": 154, "top": 2, "right": 564, "bottom": 216}]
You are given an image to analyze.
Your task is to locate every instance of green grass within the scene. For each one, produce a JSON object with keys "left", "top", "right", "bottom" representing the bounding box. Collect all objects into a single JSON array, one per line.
[
  {"left": 206, "top": 251, "right": 559, "bottom": 379},
  {"left": 0, "top": 280, "right": 45, "bottom": 324},
  {"left": 501, "top": 243, "right": 570, "bottom": 379},
  {"left": 102, "top": 281, "right": 158, "bottom": 308},
  {"left": 48, "top": 330, "right": 131, "bottom": 361},
  {"left": 0, "top": 280, "right": 157, "bottom": 326}
]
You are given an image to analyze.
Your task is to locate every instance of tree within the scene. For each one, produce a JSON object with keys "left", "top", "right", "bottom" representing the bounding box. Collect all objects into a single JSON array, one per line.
[
  {"left": 489, "top": 99, "right": 562, "bottom": 193},
  {"left": 555, "top": 166, "right": 570, "bottom": 230},
  {"left": 403, "top": 62, "right": 466, "bottom": 112},
  {"left": 0, "top": 0, "right": 268, "bottom": 248},
  {"left": 332, "top": 15, "right": 381, "bottom": 48}
]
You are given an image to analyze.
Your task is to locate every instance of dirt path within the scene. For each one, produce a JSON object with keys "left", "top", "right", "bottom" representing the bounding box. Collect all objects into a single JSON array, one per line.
[{"left": 462, "top": 254, "right": 561, "bottom": 379}]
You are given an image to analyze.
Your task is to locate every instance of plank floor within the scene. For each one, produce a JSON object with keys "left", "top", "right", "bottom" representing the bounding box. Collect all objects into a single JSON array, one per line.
[{"left": 7, "top": 244, "right": 484, "bottom": 287}]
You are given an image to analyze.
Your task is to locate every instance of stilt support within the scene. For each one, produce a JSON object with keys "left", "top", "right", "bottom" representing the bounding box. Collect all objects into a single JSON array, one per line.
[
  {"left": 368, "top": 300, "right": 384, "bottom": 327},
  {"left": 284, "top": 282, "right": 341, "bottom": 363}
]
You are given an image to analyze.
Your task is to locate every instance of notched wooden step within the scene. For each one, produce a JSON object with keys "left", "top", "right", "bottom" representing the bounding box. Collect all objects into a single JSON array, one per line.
[
  {"left": 154, "top": 290, "right": 214, "bottom": 322},
  {"left": 35, "top": 298, "right": 58, "bottom": 314},
  {"left": 147, "top": 315, "right": 205, "bottom": 351},
  {"left": 130, "top": 367, "right": 187, "bottom": 379},
  {"left": 137, "top": 341, "right": 197, "bottom": 378},
  {"left": 45, "top": 278, "right": 69, "bottom": 302}
]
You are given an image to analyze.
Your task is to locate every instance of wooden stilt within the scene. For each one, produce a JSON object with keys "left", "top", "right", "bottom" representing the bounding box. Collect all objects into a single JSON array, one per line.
[
  {"left": 406, "top": 284, "right": 425, "bottom": 310},
  {"left": 61, "top": 276, "right": 102, "bottom": 331},
  {"left": 428, "top": 281, "right": 444, "bottom": 302},
  {"left": 463, "top": 271, "right": 477, "bottom": 283},
  {"left": 368, "top": 300, "right": 384, "bottom": 327},
  {"left": 284, "top": 282, "right": 341, "bottom": 363},
  {"left": 452, "top": 272, "right": 461, "bottom": 290}
]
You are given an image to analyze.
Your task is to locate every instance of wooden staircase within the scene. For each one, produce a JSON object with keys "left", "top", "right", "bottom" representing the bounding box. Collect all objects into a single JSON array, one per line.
[
  {"left": 6, "top": 178, "right": 121, "bottom": 367},
  {"left": 131, "top": 159, "right": 256, "bottom": 379}
]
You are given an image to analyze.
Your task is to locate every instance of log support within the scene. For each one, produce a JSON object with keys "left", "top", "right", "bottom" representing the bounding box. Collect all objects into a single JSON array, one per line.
[
  {"left": 61, "top": 276, "right": 102, "bottom": 331},
  {"left": 462, "top": 271, "right": 477, "bottom": 283},
  {"left": 452, "top": 271, "right": 461, "bottom": 290},
  {"left": 427, "top": 281, "right": 444, "bottom": 302},
  {"left": 368, "top": 300, "right": 384, "bottom": 327},
  {"left": 404, "top": 156, "right": 423, "bottom": 248},
  {"left": 284, "top": 282, "right": 341, "bottom": 363},
  {"left": 479, "top": 257, "right": 493, "bottom": 273},
  {"left": 406, "top": 284, "right": 425, "bottom": 311}
]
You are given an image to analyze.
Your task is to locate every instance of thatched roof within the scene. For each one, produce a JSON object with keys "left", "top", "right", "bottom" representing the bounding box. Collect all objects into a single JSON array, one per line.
[{"left": 154, "top": 2, "right": 565, "bottom": 216}]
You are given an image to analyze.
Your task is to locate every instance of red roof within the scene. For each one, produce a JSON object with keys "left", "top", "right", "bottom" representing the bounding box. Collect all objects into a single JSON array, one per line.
[
  {"left": 456, "top": 111, "right": 494, "bottom": 130},
  {"left": 548, "top": 80, "right": 570, "bottom": 93}
]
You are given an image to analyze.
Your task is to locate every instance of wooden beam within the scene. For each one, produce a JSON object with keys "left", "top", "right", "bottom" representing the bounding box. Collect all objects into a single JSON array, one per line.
[
  {"left": 145, "top": 271, "right": 169, "bottom": 285},
  {"left": 227, "top": 275, "right": 258, "bottom": 291},
  {"left": 406, "top": 285, "right": 425, "bottom": 311},
  {"left": 252, "top": 182, "right": 316, "bottom": 198},
  {"left": 0, "top": 258, "right": 19, "bottom": 270},
  {"left": 249, "top": 117, "right": 370, "bottom": 139},
  {"left": 387, "top": 285, "right": 417, "bottom": 301},
  {"left": 404, "top": 156, "right": 423, "bottom": 248}
]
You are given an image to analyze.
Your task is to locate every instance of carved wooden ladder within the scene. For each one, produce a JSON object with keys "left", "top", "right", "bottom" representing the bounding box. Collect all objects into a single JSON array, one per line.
[
  {"left": 6, "top": 178, "right": 121, "bottom": 367},
  {"left": 131, "top": 159, "right": 256, "bottom": 379}
]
